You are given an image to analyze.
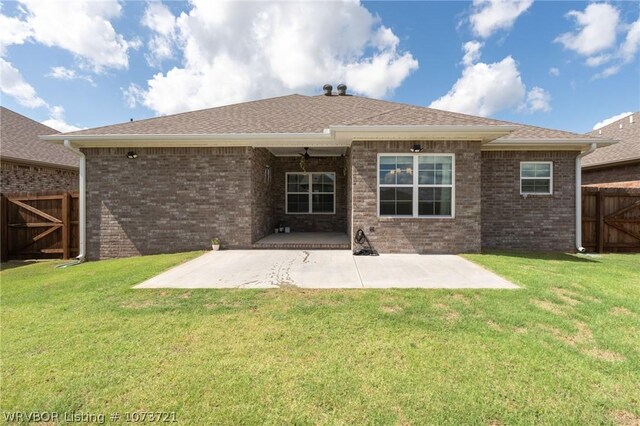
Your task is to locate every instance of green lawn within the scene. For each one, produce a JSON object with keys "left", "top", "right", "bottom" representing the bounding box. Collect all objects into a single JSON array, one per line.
[{"left": 1, "top": 252, "right": 639, "bottom": 425}]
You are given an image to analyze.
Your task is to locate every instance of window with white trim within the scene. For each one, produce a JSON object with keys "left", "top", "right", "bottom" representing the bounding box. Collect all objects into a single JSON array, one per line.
[
  {"left": 520, "top": 162, "right": 552, "bottom": 194},
  {"left": 286, "top": 172, "right": 335, "bottom": 214},
  {"left": 378, "top": 154, "right": 455, "bottom": 217}
]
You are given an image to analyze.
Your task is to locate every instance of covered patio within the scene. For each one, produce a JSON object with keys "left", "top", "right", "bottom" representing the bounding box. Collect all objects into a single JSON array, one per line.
[{"left": 250, "top": 145, "right": 352, "bottom": 250}]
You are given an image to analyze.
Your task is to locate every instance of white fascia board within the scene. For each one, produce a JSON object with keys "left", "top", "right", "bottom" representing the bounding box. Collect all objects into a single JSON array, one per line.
[
  {"left": 329, "top": 125, "right": 519, "bottom": 143},
  {"left": 483, "top": 138, "right": 618, "bottom": 151},
  {"left": 40, "top": 132, "right": 344, "bottom": 148}
]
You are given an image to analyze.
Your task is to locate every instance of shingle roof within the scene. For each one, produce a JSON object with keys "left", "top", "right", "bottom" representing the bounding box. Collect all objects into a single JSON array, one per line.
[
  {"left": 1, "top": 107, "right": 78, "bottom": 169},
  {"left": 54, "top": 94, "right": 600, "bottom": 142},
  {"left": 582, "top": 112, "right": 640, "bottom": 167}
]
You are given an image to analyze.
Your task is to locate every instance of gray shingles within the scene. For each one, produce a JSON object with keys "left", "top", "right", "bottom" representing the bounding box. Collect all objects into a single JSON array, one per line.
[
  {"left": 1, "top": 107, "right": 78, "bottom": 168},
  {"left": 54, "top": 94, "right": 602, "bottom": 142},
  {"left": 582, "top": 112, "right": 640, "bottom": 167}
]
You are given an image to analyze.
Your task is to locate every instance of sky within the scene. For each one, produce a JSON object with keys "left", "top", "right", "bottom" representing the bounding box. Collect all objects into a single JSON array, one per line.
[{"left": 0, "top": 0, "right": 638, "bottom": 135}]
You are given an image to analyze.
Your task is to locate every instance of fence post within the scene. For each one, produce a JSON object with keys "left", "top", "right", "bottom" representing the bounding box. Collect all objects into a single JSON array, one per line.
[
  {"left": 596, "top": 189, "right": 605, "bottom": 253},
  {"left": 62, "top": 192, "right": 70, "bottom": 259}
]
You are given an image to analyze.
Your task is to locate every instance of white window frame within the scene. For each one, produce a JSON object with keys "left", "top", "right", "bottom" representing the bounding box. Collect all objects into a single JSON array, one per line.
[
  {"left": 285, "top": 172, "right": 336, "bottom": 215},
  {"left": 520, "top": 161, "right": 553, "bottom": 195},
  {"left": 377, "top": 153, "right": 455, "bottom": 219}
]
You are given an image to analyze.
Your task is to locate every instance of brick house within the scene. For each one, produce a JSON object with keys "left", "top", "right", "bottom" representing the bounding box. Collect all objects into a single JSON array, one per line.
[
  {"left": 41, "top": 87, "right": 615, "bottom": 260},
  {"left": 582, "top": 112, "right": 639, "bottom": 187},
  {"left": 1, "top": 107, "right": 79, "bottom": 193}
]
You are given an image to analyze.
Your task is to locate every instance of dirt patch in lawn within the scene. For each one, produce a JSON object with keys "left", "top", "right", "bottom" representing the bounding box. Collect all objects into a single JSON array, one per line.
[
  {"left": 610, "top": 307, "right": 633, "bottom": 316},
  {"left": 541, "top": 321, "right": 625, "bottom": 362},
  {"left": 486, "top": 320, "right": 503, "bottom": 332},
  {"left": 609, "top": 409, "right": 640, "bottom": 425},
  {"left": 120, "top": 300, "right": 157, "bottom": 309},
  {"left": 550, "top": 288, "right": 582, "bottom": 306},
  {"left": 451, "top": 293, "right": 471, "bottom": 306},
  {"left": 583, "top": 348, "right": 625, "bottom": 362},
  {"left": 381, "top": 305, "right": 404, "bottom": 314},
  {"left": 541, "top": 321, "right": 591, "bottom": 346},
  {"left": 531, "top": 299, "right": 567, "bottom": 316},
  {"left": 434, "top": 303, "right": 460, "bottom": 322}
]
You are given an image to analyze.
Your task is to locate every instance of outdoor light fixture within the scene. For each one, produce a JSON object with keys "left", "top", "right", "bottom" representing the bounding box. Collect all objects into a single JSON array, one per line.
[
  {"left": 410, "top": 144, "right": 423, "bottom": 153},
  {"left": 127, "top": 151, "right": 138, "bottom": 159}
]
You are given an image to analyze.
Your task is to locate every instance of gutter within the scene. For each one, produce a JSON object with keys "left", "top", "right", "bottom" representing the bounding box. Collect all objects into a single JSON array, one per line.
[
  {"left": 63, "top": 140, "right": 86, "bottom": 263},
  {"left": 575, "top": 143, "right": 597, "bottom": 253}
]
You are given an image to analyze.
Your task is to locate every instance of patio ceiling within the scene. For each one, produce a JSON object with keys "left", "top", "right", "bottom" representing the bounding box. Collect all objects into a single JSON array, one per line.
[{"left": 267, "top": 146, "right": 348, "bottom": 157}]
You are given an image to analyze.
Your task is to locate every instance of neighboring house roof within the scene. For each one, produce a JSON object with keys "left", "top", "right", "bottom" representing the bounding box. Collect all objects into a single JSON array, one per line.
[
  {"left": 582, "top": 112, "right": 640, "bottom": 168},
  {"left": 1, "top": 107, "right": 78, "bottom": 169},
  {"left": 49, "top": 94, "right": 602, "bottom": 144}
]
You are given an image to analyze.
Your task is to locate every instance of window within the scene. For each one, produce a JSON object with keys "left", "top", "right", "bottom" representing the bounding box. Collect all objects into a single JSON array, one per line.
[
  {"left": 378, "top": 154, "right": 455, "bottom": 217},
  {"left": 520, "top": 162, "right": 553, "bottom": 195},
  {"left": 286, "top": 172, "right": 335, "bottom": 214}
]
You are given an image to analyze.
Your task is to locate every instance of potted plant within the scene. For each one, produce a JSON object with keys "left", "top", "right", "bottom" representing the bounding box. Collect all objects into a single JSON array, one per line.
[{"left": 211, "top": 237, "right": 221, "bottom": 251}]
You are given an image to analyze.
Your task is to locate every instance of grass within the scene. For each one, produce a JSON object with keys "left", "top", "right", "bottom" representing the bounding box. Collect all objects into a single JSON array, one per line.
[{"left": 1, "top": 251, "right": 639, "bottom": 425}]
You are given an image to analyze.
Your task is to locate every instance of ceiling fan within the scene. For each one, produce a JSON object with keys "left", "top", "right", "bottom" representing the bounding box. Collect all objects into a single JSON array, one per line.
[{"left": 299, "top": 147, "right": 311, "bottom": 160}]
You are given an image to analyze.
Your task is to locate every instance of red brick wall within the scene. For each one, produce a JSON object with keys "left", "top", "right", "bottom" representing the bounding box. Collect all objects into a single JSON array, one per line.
[
  {"left": 481, "top": 151, "right": 577, "bottom": 251},
  {"left": 350, "top": 140, "right": 482, "bottom": 254},
  {"left": 582, "top": 162, "right": 640, "bottom": 185},
  {"left": 271, "top": 156, "right": 348, "bottom": 233},
  {"left": 1, "top": 160, "right": 78, "bottom": 194},
  {"left": 84, "top": 147, "right": 253, "bottom": 259}
]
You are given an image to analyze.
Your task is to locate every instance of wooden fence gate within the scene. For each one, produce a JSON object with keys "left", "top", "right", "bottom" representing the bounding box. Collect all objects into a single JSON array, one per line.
[
  {"left": 1, "top": 191, "right": 79, "bottom": 261},
  {"left": 582, "top": 187, "right": 640, "bottom": 253}
]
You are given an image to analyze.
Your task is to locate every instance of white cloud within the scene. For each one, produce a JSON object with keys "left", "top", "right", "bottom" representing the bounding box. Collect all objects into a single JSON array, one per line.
[
  {"left": 548, "top": 67, "right": 560, "bottom": 76},
  {"left": 592, "top": 112, "right": 633, "bottom": 130},
  {"left": 620, "top": 18, "right": 640, "bottom": 63},
  {"left": 141, "top": 1, "right": 177, "bottom": 66},
  {"left": 462, "top": 41, "right": 483, "bottom": 66},
  {"left": 555, "top": 3, "right": 620, "bottom": 57},
  {"left": 0, "top": 0, "right": 136, "bottom": 72},
  {"left": 430, "top": 56, "right": 527, "bottom": 116},
  {"left": 593, "top": 64, "right": 622, "bottom": 80},
  {"left": 469, "top": 0, "right": 533, "bottom": 39},
  {"left": 523, "top": 86, "right": 551, "bottom": 113},
  {"left": 122, "top": 83, "right": 144, "bottom": 108},
  {"left": 555, "top": 4, "right": 640, "bottom": 79},
  {"left": 131, "top": 0, "right": 418, "bottom": 115},
  {"left": 431, "top": 42, "right": 550, "bottom": 117},
  {"left": 585, "top": 54, "right": 613, "bottom": 67},
  {"left": 41, "top": 105, "right": 84, "bottom": 132},
  {"left": 0, "top": 7, "right": 31, "bottom": 55},
  {"left": 46, "top": 66, "right": 94, "bottom": 85},
  {"left": 0, "top": 57, "right": 47, "bottom": 108}
]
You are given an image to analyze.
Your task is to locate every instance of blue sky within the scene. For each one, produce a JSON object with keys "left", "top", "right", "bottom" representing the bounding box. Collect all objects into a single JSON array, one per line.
[{"left": 0, "top": 0, "right": 638, "bottom": 134}]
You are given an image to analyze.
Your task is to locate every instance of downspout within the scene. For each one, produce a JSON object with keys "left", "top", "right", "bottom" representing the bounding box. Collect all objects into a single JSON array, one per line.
[
  {"left": 63, "top": 140, "right": 86, "bottom": 263},
  {"left": 575, "top": 143, "right": 597, "bottom": 253}
]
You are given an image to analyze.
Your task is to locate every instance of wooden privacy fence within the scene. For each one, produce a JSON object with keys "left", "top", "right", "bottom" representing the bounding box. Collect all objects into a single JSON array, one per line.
[
  {"left": 1, "top": 191, "right": 79, "bottom": 261},
  {"left": 582, "top": 186, "right": 640, "bottom": 253}
]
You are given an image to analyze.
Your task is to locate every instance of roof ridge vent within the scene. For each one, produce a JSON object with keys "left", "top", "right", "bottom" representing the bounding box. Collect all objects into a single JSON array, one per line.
[{"left": 323, "top": 84, "right": 333, "bottom": 96}]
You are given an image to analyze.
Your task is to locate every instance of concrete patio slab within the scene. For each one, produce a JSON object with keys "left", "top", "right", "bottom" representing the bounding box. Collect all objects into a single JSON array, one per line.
[
  {"left": 136, "top": 251, "right": 518, "bottom": 289},
  {"left": 353, "top": 254, "right": 517, "bottom": 289}
]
